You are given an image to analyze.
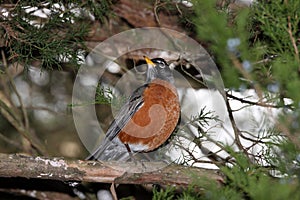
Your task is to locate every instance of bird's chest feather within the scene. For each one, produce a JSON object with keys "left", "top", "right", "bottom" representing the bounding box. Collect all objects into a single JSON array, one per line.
[{"left": 118, "top": 79, "right": 180, "bottom": 152}]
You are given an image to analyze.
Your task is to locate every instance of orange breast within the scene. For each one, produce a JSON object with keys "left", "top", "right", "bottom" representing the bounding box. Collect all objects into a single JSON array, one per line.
[{"left": 118, "top": 79, "right": 180, "bottom": 152}]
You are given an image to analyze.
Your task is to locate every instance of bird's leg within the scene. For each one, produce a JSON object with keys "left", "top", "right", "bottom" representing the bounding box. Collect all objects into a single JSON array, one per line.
[
  {"left": 124, "top": 144, "right": 146, "bottom": 169},
  {"left": 124, "top": 143, "right": 135, "bottom": 162}
]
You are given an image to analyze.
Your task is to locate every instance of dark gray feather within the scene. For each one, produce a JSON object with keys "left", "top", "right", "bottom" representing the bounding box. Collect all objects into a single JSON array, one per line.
[{"left": 86, "top": 84, "right": 148, "bottom": 160}]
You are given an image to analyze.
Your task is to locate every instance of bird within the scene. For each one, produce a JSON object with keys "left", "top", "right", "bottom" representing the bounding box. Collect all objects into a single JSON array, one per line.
[{"left": 87, "top": 56, "right": 180, "bottom": 161}]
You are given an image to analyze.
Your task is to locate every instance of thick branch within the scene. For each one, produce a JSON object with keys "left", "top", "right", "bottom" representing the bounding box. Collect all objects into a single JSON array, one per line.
[{"left": 0, "top": 153, "right": 222, "bottom": 187}]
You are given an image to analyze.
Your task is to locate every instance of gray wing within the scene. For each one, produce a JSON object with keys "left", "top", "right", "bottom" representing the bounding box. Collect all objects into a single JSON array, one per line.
[{"left": 86, "top": 84, "right": 148, "bottom": 161}]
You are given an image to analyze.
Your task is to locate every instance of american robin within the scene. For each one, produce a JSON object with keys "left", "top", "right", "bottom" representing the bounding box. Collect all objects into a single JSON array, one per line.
[{"left": 87, "top": 56, "right": 180, "bottom": 161}]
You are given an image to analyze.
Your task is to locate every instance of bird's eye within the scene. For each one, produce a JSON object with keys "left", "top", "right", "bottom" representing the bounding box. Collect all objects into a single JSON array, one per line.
[
  {"left": 151, "top": 58, "right": 168, "bottom": 68},
  {"left": 155, "top": 60, "right": 166, "bottom": 68},
  {"left": 157, "top": 63, "right": 166, "bottom": 68}
]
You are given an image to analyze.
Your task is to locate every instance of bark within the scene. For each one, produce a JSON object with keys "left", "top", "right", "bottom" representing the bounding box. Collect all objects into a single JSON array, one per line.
[{"left": 0, "top": 153, "right": 222, "bottom": 187}]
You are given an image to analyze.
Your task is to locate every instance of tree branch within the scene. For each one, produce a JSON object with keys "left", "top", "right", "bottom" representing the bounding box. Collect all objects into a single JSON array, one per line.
[
  {"left": 225, "top": 92, "right": 251, "bottom": 161},
  {"left": 0, "top": 153, "right": 223, "bottom": 187},
  {"left": 226, "top": 93, "right": 292, "bottom": 109}
]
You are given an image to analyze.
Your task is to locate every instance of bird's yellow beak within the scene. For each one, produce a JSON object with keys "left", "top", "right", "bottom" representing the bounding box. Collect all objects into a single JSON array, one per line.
[{"left": 144, "top": 56, "right": 155, "bottom": 66}]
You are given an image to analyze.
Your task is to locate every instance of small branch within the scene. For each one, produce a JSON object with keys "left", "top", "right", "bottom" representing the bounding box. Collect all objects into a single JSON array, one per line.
[
  {"left": 0, "top": 153, "right": 223, "bottom": 187},
  {"left": 225, "top": 92, "right": 250, "bottom": 160},
  {"left": 275, "top": 120, "right": 300, "bottom": 150},
  {"left": 1, "top": 51, "right": 46, "bottom": 155},
  {"left": 287, "top": 16, "right": 299, "bottom": 61},
  {"left": 1, "top": 50, "right": 29, "bottom": 130},
  {"left": 226, "top": 93, "right": 292, "bottom": 109},
  {"left": 154, "top": 0, "right": 162, "bottom": 26},
  {"left": 0, "top": 131, "right": 22, "bottom": 150},
  {"left": 230, "top": 55, "right": 264, "bottom": 101},
  {"left": 286, "top": 15, "right": 300, "bottom": 73}
]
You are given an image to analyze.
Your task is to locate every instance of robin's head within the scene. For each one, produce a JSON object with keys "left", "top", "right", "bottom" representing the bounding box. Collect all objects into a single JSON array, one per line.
[{"left": 144, "top": 56, "right": 174, "bottom": 84}]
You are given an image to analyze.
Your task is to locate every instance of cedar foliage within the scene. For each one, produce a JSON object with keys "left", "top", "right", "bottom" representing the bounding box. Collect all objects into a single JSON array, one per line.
[{"left": 154, "top": 0, "right": 300, "bottom": 199}]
